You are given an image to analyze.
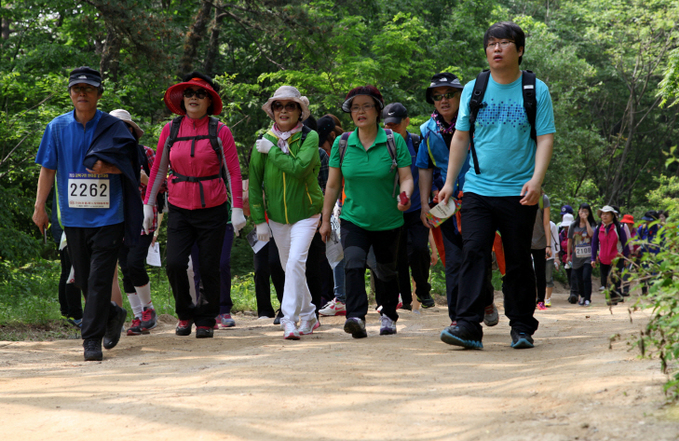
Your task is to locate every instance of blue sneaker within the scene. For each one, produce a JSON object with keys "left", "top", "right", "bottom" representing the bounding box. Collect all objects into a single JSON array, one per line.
[
  {"left": 440, "top": 325, "right": 483, "bottom": 349},
  {"left": 217, "top": 313, "right": 236, "bottom": 329},
  {"left": 510, "top": 329, "right": 534, "bottom": 349}
]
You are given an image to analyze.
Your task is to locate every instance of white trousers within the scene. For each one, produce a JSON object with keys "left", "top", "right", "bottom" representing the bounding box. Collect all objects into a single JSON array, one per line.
[{"left": 268, "top": 214, "right": 320, "bottom": 325}]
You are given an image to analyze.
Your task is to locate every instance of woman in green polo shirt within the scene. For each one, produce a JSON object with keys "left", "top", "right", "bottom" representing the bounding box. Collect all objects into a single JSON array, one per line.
[
  {"left": 249, "top": 85, "right": 324, "bottom": 340},
  {"left": 319, "top": 85, "right": 414, "bottom": 338}
]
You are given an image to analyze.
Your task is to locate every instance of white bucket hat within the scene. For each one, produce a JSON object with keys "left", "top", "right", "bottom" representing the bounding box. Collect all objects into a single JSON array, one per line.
[
  {"left": 109, "top": 109, "right": 144, "bottom": 139},
  {"left": 262, "top": 86, "right": 310, "bottom": 121},
  {"left": 597, "top": 205, "right": 618, "bottom": 218}
]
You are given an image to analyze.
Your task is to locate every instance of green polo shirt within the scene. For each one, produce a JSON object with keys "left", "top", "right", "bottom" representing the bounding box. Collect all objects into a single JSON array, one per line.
[{"left": 329, "top": 127, "right": 411, "bottom": 231}]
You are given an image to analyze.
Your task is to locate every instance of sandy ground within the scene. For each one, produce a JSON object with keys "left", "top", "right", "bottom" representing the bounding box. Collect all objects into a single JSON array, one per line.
[{"left": 1, "top": 286, "right": 678, "bottom": 441}]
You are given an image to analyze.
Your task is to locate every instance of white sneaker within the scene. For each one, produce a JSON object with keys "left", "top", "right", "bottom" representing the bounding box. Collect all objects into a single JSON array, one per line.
[
  {"left": 319, "top": 298, "right": 347, "bottom": 316},
  {"left": 282, "top": 321, "right": 300, "bottom": 340},
  {"left": 298, "top": 316, "right": 319, "bottom": 335},
  {"left": 379, "top": 315, "right": 397, "bottom": 335}
]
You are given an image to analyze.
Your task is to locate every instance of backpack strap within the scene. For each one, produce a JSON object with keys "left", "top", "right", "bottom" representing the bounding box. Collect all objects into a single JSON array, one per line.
[
  {"left": 337, "top": 131, "right": 352, "bottom": 170},
  {"left": 300, "top": 125, "right": 311, "bottom": 146},
  {"left": 468, "top": 70, "right": 490, "bottom": 175},
  {"left": 410, "top": 133, "right": 421, "bottom": 154},
  {"left": 384, "top": 129, "right": 399, "bottom": 197},
  {"left": 522, "top": 70, "right": 537, "bottom": 143}
]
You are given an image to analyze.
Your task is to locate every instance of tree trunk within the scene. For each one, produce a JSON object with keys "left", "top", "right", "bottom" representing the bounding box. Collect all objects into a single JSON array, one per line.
[
  {"left": 203, "top": 5, "right": 226, "bottom": 77},
  {"left": 177, "top": 0, "right": 213, "bottom": 79},
  {"left": 100, "top": 22, "right": 122, "bottom": 83}
]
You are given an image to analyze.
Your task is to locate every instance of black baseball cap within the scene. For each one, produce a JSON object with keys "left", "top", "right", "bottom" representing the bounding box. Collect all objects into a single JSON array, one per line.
[
  {"left": 426, "top": 72, "right": 463, "bottom": 104},
  {"left": 317, "top": 116, "right": 336, "bottom": 146},
  {"left": 382, "top": 102, "right": 408, "bottom": 124},
  {"left": 68, "top": 66, "right": 102, "bottom": 88}
]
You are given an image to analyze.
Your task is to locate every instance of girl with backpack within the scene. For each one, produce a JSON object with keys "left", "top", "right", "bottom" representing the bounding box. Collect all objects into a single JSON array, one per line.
[
  {"left": 143, "top": 72, "right": 246, "bottom": 338},
  {"left": 566, "top": 203, "right": 595, "bottom": 305},
  {"left": 319, "top": 85, "right": 414, "bottom": 338},
  {"left": 591, "top": 205, "right": 629, "bottom": 305}
]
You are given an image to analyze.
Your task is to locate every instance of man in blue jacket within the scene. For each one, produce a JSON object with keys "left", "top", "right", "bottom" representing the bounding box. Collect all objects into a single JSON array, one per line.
[{"left": 33, "top": 67, "right": 138, "bottom": 361}]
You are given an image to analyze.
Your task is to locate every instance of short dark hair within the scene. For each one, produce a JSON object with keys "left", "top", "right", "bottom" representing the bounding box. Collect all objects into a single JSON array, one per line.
[{"left": 484, "top": 21, "right": 526, "bottom": 65}]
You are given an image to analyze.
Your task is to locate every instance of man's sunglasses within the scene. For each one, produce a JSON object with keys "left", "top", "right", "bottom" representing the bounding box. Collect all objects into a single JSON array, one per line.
[{"left": 432, "top": 92, "right": 460, "bottom": 101}]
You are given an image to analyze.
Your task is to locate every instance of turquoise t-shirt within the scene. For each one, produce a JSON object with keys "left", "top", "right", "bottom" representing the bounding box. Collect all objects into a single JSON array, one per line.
[
  {"left": 329, "top": 128, "right": 411, "bottom": 231},
  {"left": 456, "top": 73, "right": 555, "bottom": 197}
]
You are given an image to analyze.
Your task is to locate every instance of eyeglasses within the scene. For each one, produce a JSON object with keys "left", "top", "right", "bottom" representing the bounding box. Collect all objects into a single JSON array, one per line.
[
  {"left": 432, "top": 92, "right": 459, "bottom": 101},
  {"left": 71, "top": 85, "right": 97, "bottom": 94},
  {"left": 350, "top": 104, "right": 376, "bottom": 113},
  {"left": 487, "top": 40, "right": 514, "bottom": 49},
  {"left": 272, "top": 101, "right": 299, "bottom": 112},
  {"left": 183, "top": 88, "right": 208, "bottom": 99}
]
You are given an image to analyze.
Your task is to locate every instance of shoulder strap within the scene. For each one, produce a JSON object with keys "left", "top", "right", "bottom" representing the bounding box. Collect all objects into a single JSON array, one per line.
[
  {"left": 338, "top": 131, "right": 352, "bottom": 170},
  {"left": 410, "top": 133, "right": 421, "bottom": 154},
  {"left": 522, "top": 70, "right": 537, "bottom": 143},
  {"left": 300, "top": 125, "right": 311, "bottom": 146},
  {"left": 384, "top": 129, "right": 399, "bottom": 198},
  {"left": 468, "top": 70, "right": 491, "bottom": 175},
  {"left": 167, "top": 116, "right": 184, "bottom": 149}
]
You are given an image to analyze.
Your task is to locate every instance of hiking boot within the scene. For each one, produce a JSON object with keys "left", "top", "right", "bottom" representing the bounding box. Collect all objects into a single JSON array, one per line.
[
  {"left": 127, "top": 318, "right": 144, "bottom": 336},
  {"left": 483, "top": 303, "right": 499, "bottom": 327},
  {"left": 379, "top": 315, "right": 397, "bottom": 335},
  {"left": 217, "top": 313, "right": 236, "bottom": 329},
  {"left": 176, "top": 319, "right": 193, "bottom": 336},
  {"left": 343, "top": 317, "right": 367, "bottom": 339},
  {"left": 103, "top": 303, "right": 127, "bottom": 350},
  {"left": 273, "top": 310, "right": 283, "bottom": 325},
  {"left": 298, "top": 316, "right": 319, "bottom": 335},
  {"left": 510, "top": 329, "right": 534, "bottom": 349},
  {"left": 568, "top": 293, "right": 578, "bottom": 304},
  {"left": 440, "top": 325, "right": 483, "bottom": 349},
  {"left": 400, "top": 303, "right": 413, "bottom": 311},
  {"left": 140, "top": 307, "right": 157, "bottom": 331},
  {"left": 606, "top": 293, "right": 624, "bottom": 306},
  {"left": 417, "top": 295, "right": 436, "bottom": 308},
  {"left": 195, "top": 326, "right": 214, "bottom": 338},
  {"left": 83, "top": 338, "right": 103, "bottom": 361},
  {"left": 319, "top": 298, "right": 347, "bottom": 316},
  {"left": 282, "top": 321, "right": 300, "bottom": 340}
]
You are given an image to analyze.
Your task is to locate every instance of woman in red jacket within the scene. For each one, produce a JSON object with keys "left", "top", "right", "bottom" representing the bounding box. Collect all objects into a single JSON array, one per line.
[{"left": 143, "top": 72, "right": 245, "bottom": 338}]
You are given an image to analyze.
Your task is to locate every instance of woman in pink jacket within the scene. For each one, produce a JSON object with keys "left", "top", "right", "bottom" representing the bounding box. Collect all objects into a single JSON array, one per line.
[
  {"left": 591, "top": 205, "right": 629, "bottom": 306},
  {"left": 143, "top": 72, "right": 246, "bottom": 338}
]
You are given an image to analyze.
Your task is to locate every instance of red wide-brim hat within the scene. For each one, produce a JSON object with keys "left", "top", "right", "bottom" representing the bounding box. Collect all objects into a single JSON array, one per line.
[{"left": 164, "top": 77, "right": 223, "bottom": 116}]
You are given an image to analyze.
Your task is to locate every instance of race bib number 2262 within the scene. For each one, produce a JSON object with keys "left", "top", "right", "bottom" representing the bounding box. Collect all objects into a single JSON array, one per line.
[{"left": 68, "top": 173, "right": 110, "bottom": 208}]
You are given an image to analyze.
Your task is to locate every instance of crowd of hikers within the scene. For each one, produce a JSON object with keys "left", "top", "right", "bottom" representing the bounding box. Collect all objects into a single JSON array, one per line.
[{"left": 31, "top": 21, "right": 666, "bottom": 361}]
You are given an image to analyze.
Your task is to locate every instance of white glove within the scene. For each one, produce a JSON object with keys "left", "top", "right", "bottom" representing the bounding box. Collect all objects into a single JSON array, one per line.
[
  {"left": 256, "top": 223, "right": 271, "bottom": 242},
  {"left": 231, "top": 207, "right": 247, "bottom": 236},
  {"left": 143, "top": 204, "right": 154, "bottom": 235},
  {"left": 256, "top": 138, "right": 275, "bottom": 154}
]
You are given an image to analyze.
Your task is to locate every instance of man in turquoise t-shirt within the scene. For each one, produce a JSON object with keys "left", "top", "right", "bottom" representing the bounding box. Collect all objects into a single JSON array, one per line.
[{"left": 438, "top": 22, "right": 555, "bottom": 350}]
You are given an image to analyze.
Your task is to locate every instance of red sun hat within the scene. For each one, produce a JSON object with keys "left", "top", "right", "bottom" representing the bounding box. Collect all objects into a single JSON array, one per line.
[{"left": 164, "top": 77, "right": 223, "bottom": 116}]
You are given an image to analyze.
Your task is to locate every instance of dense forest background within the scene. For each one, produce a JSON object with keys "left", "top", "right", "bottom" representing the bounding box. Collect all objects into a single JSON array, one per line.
[{"left": 1, "top": 0, "right": 679, "bottom": 275}]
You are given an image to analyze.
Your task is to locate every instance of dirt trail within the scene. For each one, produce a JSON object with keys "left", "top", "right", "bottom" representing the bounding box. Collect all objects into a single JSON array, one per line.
[{"left": 1, "top": 287, "right": 678, "bottom": 441}]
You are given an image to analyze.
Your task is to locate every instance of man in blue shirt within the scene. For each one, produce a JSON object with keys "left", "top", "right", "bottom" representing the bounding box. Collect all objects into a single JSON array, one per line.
[
  {"left": 438, "top": 22, "right": 556, "bottom": 350},
  {"left": 33, "top": 67, "right": 134, "bottom": 361},
  {"left": 383, "top": 102, "right": 434, "bottom": 309}
]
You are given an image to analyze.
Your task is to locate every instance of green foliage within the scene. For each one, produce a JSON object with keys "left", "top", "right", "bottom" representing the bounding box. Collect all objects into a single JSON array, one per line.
[{"left": 630, "top": 218, "right": 679, "bottom": 401}]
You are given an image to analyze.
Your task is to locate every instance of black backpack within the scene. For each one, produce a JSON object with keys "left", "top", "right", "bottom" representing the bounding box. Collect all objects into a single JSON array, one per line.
[
  {"left": 338, "top": 128, "right": 400, "bottom": 197},
  {"left": 166, "top": 115, "right": 227, "bottom": 208},
  {"left": 468, "top": 69, "right": 537, "bottom": 175}
]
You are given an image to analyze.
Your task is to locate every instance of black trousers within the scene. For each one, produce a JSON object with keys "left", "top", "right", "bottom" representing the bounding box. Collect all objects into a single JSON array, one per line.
[
  {"left": 165, "top": 203, "right": 227, "bottom": 327},
  {"left": 531, "top": 248, "right": 547, "bottom": 303},
  {"left": 457, "top": 193, "right": 538, "bottom": 335},
  {"left": 341, "top": 220, "right": 400, "bottom": 322},
  {"left": 600, "top": 259, "right": 624, "bottom": 297},
  {"left": 65, "top": 223, "right": 124, "bottom": 340},
  {"left": 571, "top": 263, "right": 593, "bottom": 301},
  {"left": 118, "top": 233, "right": 153, "bottom": 293},
  {"left": 396, "top": 210, "right": 431, "bottom": 305},
  {"left": 306, "top": 231, "right": 330, "bottom": 315},
  {"left": 58, "top": 247, "right": 83, "bottom": 320},
  {"left": 253, "top": 239, "right": 285, "bottom": 318},
  {"left": 440, "top": 217, "right": 494, "bottom": 323}
]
